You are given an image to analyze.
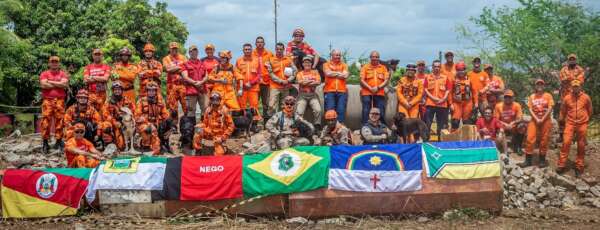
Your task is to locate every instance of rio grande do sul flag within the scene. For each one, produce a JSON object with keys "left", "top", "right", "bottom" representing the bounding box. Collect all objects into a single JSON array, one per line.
[
  {"left": 242, "top": 146, "right": 330, "bottom": 197},
  {"left": 329, "top": 144, "right": 422, "bottom": 192},
  {"left": 422, "top": 140, "right": 501, "bottom": 179},
  {"left": 1, "top": 168, "right": 92, "bottom": 218}
]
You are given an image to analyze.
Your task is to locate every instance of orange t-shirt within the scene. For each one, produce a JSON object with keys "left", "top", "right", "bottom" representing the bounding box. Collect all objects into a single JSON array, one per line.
[
  {"left": 162, "top": 54, "right": 187, "bottom": 84},
  {"left": 494, "top": 102, "right": 523, "bottom": 123},
  {"left": 528, "top": 92, "right": 554, "bottom": 120},
  {"left": 323, "top": 61, "right": 349, "bottom": 93},
  {"left": 252, "top": 49, "right": 274, "bottom": 85},
  {"left": 560, "top": 92, "right": 592, "bottom": 125},
  {"left": 360, "top": 63, "right": 389, "bottom": 96},
  {"left": 296, "top": 70, "right": 321, "bottom": 93},
  {"left": 424, "top": 73, "right": 451, "bottom": 108},
  {"left": 268, "top": 55, "right": 294, "bottom": 89},
  {"left": 235, "top": 57, "right": 260, "bottom": 92},
  {"left": 209, "top": 64, "right": 236, "bottom": 94},
  {"left": 468, "top": 70, "right": 489, "bottom": 102},
  {"left": 441, "top": 63, "right": 456, "bottom": 82},
  {"left": 64, "top": 138, "right": 96, "bottom": 166},
  {"left": 396, "top": 76, "right": 424, "bottom": 107},
  {"left": 113, "top": 62, "right": 139, "bottom": 90}
]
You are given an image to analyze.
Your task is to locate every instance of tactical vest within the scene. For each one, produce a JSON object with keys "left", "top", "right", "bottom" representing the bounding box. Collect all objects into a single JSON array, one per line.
[
  {"left": 453, "top": 79, "right": 472, "bottom": 102},
  {"left": 361, "top": 122, "right": 388, "bottom": 145}
]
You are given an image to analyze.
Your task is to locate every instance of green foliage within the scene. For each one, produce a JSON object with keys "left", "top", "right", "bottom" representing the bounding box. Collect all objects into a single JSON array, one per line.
[{"left": 458, "top": 0, "right": 600, "bottom": 109}]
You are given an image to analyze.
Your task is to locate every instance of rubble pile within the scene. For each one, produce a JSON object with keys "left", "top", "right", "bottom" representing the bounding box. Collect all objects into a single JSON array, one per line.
[{"left": 0, "top": 135, "right": 67, "bottom": 169}]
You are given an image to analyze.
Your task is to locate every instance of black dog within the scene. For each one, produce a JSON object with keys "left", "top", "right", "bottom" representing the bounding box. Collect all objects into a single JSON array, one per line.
[
  {"left": 179, "top": 116, "right": 196, "bottom": 150},
  {"left": 232, "top": 109, "right": 254, "bottom": 137},
  {"left": 392, "top": 113, "right": 429, "bottom": 143},
  {"left": 290, "top": 120, "right": 314, "bottom": 144}
]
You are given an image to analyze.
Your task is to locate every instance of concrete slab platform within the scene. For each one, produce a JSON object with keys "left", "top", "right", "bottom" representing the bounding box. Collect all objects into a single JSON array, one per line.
[{"left": 164, "top": 195, "right": 287, "bottom": 217}]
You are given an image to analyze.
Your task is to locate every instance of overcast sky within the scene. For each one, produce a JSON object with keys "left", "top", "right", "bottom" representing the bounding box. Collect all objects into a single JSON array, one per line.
[{"left": 157, "top": 0, "right": 599, "bottom": 65}]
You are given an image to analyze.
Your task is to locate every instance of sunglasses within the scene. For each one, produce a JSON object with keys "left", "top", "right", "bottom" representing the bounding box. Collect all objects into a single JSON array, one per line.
[
  {"left": 75, "top": 130, "right": 85, "bottom": 134},
  {"left": 285, "top": 102, "right": 295, "bottom": 106},
  {"left": 370, "top": 113, "right": 381, "bottom": 115}
]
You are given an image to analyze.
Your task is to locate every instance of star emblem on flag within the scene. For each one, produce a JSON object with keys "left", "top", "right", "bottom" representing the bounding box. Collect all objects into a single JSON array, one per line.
[
  {"left": 369, "top": 156, "right": 382, "bottom": 166},
  {"left": 431, "top": 151, "right": 442, "bottom": 160}
]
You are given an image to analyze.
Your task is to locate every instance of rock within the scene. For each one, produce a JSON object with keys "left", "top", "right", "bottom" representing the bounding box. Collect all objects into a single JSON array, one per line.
[
  {"left": 524, "top": 193, "right": 536, "bottom": 202},
  {"left": 590, "top": 186, "right": 600, "bottom": 197},
  {"left": 318, "top": 217, "right": 346, "bottom": 225},
  {"left": 286, "top": 217, "right": 308, "bottom": 224},
  {"left": 250, "top": 133, "right": 267, "bottom": 145},
  {"left": 254, "top": 143, "right": 271, "bottom": 153},
  {"left": 417, "top": 216, "right": 429, "bottom": 223},
  {"left": 550, "top": 174, "right": 576, "bottom": 191},
  {"left": 242, "top": 142, "right": 255, "bottom": 149},
  {"left": 511, "top": 167, "right": 523, "bottom": 178},
  {"left": 9, "top": 142, "right": 31, "bottom": 154},
  {"left": 2, "top": 152, "right": 21, "bottom": 164},
  {"left": 576, "top": 180, "right": 591, "bottom": 193}
]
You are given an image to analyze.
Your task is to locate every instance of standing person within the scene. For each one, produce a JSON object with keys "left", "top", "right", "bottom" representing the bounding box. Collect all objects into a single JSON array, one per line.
[
  {"left": 396, "top": 63, "right": 423, "bottom": 119},
  {"left": 252, "top": 36, "right": 274, "bottom": 123},
  {"left": 162, "top": 41, "right": 188, "bottom": 118},
  {"left": 64, "top": 123, "right": 104, "bottom": 168},
  {"left": 266, "top": 42, "right": 295, "bottom": 116},
  {"left": 360, "top": 108, "right": 392, "bottom": 145},
  {"left": 557, "top": 80, "right": 592, "bottom": 177},
  {"left": 201, "top": 44, "right": 220, "bottom": 93},
  {"left": 518, "top": 79, "right": 554, "bottom": 168},
  {"left": 286, "top": 28, "right": 319, "bottom": 70},
  {"left": 482, "top": 64, "right": 505, "bottom": 108},
  {"left": 494, "top": 90, "right": 525, "bottom": 155},
  {"left": 360, "top": 51, "right": 390, "bottom": 124},
  {"left": 193, "top": 92, "right": 235, "bottom": 156},
  {"left": 450, "top": 61, "right": 477, "bottom": 131},
  {"left": 183, "top": 45, "right": 208, "bottom": 117},
  {"left": 208, "top": 50, "right": 240, "bottom": 111},
  {"left": 441, "top": 51, "right": 456, "bottom": 82},
  {"left": 415, "top": 60, "right": 429, "bottom": 120},
  {"left": 424, "top": 60, "right": 451, "bottom": 141},
  {"left": 235, "top": 43, "right": 262, "bottom": 130},
  {"left": 39, "top": 56, "right": 69, "bottom": 154},
  {"left": 295, "top": 56, "right": 323, "bottom": 130},
  {"left": 467, "top": 57, "right": 488, "bottom": 114},
  {"left": 138, "top": 43, "right": 163, "bottom": 97},
  {"left": 83, "top": 48, "right": 111, "bottom": 111},
  {"left": 558, "top": 53, "right": 586, "bottom": 142},
  {"left": 113, "top": 47, "right": 139, "bottom": 103},
  {"left": 323, "top": 49, "right": 349, "bottom": 122}
]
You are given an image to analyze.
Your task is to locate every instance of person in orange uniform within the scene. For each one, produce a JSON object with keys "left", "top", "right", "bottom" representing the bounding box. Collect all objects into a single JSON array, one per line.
[
  {"left": 183, "top": 45, "right": 208, "bottom": 117},
  {"left": 494, "top": 90, "right": 525, "bottom": 155},
  {"left": 138, "top": 43, "right": 163, "bottom": 97},
  {"left": 193, "top": 92, "right": 234, "bottom": 156},
  {"left": 451, "top": 61, "right": 477, "bottom": 131},
  {"left": 266, "top": 42, "right": 296, "bottom": 116},
  {"left": 101, "top": 81, "right": 135, "bottom": 151},
  {"left": 323, "top": 49, "right": 349, "bottom": 122},
  {"left": 295, "top": 56, "right": 323, "bottom": 129},
  {"left": 518, "top": 79, "right": 554, "bottom": 168},
  {"left": 415, "top": 60, "right": 429, "bottom": 120},
  {"left": 360, "top": 51, "right": 390, "bottom": 124},
  {"left": 482, "top": 64, "right": 505, "bottom": 108},
  {"left": 467, "top": 57, "right": 489, "bottom": 114},
  {"left": 441, "top": 51, "right": 456, "bottom": 82},
  {"left": 252, "top": 36, "right": 274, "bottom": 123},
  {"left": 557, "top": 80, "right": 592, "bottom": 177},
  {"left": 397, "top": 63, "right": 423, "bottom": 119},
  {"left": 235, "top": 43, "right": 262, "bottom": 127},
  {"left": 40, "top": 56, "right": 69, "bottom": 154},
  {"left": 96, "top": 121, "right": 120, "bottom": 154},
  {"left": 163, "top": 41, "right": 188, "bottom": 118},
  {"left": 209, "top": 50, "right": 240, "bottom": 111},
  {"left": 84, "top": 48, "right": 111, "bottom": 111},
  {"left": 201, "top": 44, "right": 220, "bottom": 92},
  {"left": 113, "top": 47, "right": 139, "bottom": 103},
  {"left": 286, "top": 28, "right": 319, "bottom": 69},
  {"left": 64, "top": 123, "right": 104, "bottom": 168},
  {"left": 424, "top": 60, "right": 452, "bottom": 140},
  {"left": 558, "top": 53, "right": 586, "bottom": 142},
  {"left": 135, "top": 81, "right": 172, "bottom": 153},
  {"left": 63, "top": 89, "right": 102, "bottom": 141},
  {"left": 135, "top": 117, "right": 160, "bottom": 155}
]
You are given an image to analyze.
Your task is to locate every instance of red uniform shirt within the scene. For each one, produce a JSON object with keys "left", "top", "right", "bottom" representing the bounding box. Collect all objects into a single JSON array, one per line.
[
  {"left": 84, "top": 64, "right": 111, "bottom": 93},
  {"left": 286, "top": 41, "right": 317, "bottom": 56},
  {"left": 476, "top": 117, "right": 502, "bottom": 140},
  {"left": 184, "top": 58, "right": 205, "bottom": 95},
  {"left": 40, "top": 70, "right": 69, "bottom": 99}
]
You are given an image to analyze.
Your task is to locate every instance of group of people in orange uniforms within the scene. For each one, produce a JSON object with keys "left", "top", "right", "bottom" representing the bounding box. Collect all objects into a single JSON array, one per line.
[{"left": 37, "top": 28, "right": 592, "bottom": 177}]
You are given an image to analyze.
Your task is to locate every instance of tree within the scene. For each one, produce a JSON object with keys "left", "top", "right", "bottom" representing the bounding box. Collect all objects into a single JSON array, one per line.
[{"left": 458, "top": 0, "right": 600, "bottom": 110}]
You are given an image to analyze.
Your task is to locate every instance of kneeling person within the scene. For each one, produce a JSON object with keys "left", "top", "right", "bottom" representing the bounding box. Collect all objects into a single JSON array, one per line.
[
  {"left": 64, "top": 123, "right": 104, "bottom": 168},
  {"left": 475, "top": 107, "right": 504, "bottom": 147},
  {"left": 266, "top": 96, "right": 314, "bottom": 149},
  {"left": 193, "top": 92, "right": 234, "bottom": 156},
  {"left": 360, "top": 108, "right": 392, "bottom": 145},
  {"left": 319, "top": 110, "right": 352, "bottom": 146}
]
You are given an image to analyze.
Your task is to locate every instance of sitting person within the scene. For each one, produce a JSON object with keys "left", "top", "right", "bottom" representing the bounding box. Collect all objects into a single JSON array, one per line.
[
  {"left": 135, "top": 117, "right": 160, "bottom": 155},
  {"left": 266, "top": 96, "right": 314, "bottom": 149},
  {"left": 64, "top": 123, "right": 104, "bottom": 168},
  {"left": 360, "top": 108, "right": 392, "bottom": 145},
  {"left": 193, "top": 92, "right": 234, "bottom": 156},
  {"left": 475, "top": 107, "right": 504, "bottom": 147},
  {"left": 319, "top": 110, "right": 352, "bottom": 146}
]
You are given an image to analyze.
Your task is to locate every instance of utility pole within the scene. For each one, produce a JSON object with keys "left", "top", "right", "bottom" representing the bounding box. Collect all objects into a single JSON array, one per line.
[{"left": 274, "top": 0, "right": 278, "bottom": 45}]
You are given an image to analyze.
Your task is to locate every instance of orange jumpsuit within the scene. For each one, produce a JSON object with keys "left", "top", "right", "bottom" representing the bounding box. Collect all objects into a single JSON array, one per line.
[
  {"left": 83, "top": 64, "right": 111, "bottom": 111},
  {"left": 525, "top": 92, "right": 554, "bottom": 155},
  {"left": 193, "top": 105, "right": 234, "bottom": 156},
  {"left": 162, "top": 54, "right": 188, "bottom": 114},
  {"left": 97, "top": 121, "right": 122, "bottom": 150},
  {"left": 138, "top": 59, "right": 163, "bottom": 97},
  {"left": 235, "top": 56, "right": 261, "bottom": 120},
  {"left": 64, "top": 137, "right": 100, "bottom": 168},
  {"left": 559, "top": 65, "right": 585, "bottom": 98},
  {"left": 396, "top": 76, "right": 424, "bottom": 118},
  {"left": 558, "top": 92, "right": 592, "bottom": 170},
  {"left": 113, "top": 61, "right": 139, "bottom": 102},
  {"left": 39, "top": 70, "right": 68, "bottom": 140},
  {"left": 63, "top": 105, "right": 101, "bottom": 140},
  {"left": 135, "top": 97, "right": 170, "bottom": 129},
  {"left": 209, "top": 64, "right": 241, "bottom": 110},
  {"left": 136, "top": 119, "right": 160, "bottom": 155},
  {"left": 451, "top": 77, "right": 477, "bottom": 124},
  {"left": 101, "top": 97, "right": 135, "bottom": 150}
]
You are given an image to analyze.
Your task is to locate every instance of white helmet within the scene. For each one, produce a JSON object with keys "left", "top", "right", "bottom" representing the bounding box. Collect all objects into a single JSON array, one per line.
[{"left": 284, "top": 67, "right": 294, "bottom": 77}]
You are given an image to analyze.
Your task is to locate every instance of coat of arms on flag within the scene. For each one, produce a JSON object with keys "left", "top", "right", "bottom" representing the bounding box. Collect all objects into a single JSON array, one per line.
[
  {"left": 422, "top": 140, "right": 501, "bottom": 179},
  {"left": 329, "top": 144, "right": 423, "bottom": 192},
  {"left": 103, "top": 157, "right": 140, "bottom": 173}
]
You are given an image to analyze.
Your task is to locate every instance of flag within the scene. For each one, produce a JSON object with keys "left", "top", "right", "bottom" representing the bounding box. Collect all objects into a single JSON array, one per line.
[
  {"left": 151, "top": 157, "right": 182, "bottom": 201},
  {"left": 1, "top": 168, "right": 92, "bottom": 218},
  {"left": 243, "top": 146, "right": 330, "bottom": 197},
  {"left": 86, "top": 156, "right": 167, "bottom": 202},
  {"left": 328, "top": 144, "right": 422, "bottom": 192},
  {"left": 422, "top": 140, "right": 501, "bottom": 179}
]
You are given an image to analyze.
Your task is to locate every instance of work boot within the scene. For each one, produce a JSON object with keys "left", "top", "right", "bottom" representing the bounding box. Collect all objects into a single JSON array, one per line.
[
  {"left": 538, "top": 155, "right": 547, "bottom": 168},
  {"left": 42, "top": 140, "right": 50, "bottom": 154},
  {"left": 54, "top": 139, "right": 65, "bottom": 152},
  {"left": 555, "top": 167, "right": 567, "bottom": 174},
  {"left": 574, "top": 168, "right": 583, "bottom": 178},
  {"left": 517, "top": 154, "right": 533, "bottom": 168},
  {"left": 314, "top": 124, "right": 322, "bottom": 133}
]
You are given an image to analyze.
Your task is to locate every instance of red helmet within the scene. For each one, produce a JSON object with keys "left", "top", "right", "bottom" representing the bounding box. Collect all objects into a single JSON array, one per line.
[{"left": 455, "top": 61, "right": 466, "bottom": 71}]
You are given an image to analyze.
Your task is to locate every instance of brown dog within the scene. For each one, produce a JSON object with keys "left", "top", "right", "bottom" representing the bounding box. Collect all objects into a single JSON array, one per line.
[{"left": 392, "top": 113, "right": 429, "bottom": 143}]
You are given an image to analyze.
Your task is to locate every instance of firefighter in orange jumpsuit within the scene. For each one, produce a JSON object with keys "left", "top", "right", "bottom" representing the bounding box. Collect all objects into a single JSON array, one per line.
[
  {"left": 138, "top": 43, "right": 163, "bottom": 97},
  {"left": 64, "top": 123, "right": 104, "bottom": 168},
  {"left": 63, "top": 89, "right": 102, "bottom": 142},
  {"left": 96, "top": 121, "right": 120, "bottom": 155},
  {"left": 557, "top": 80, "right": 592, "bottom": 177},
  {"left": 518, "top": 79, "right": 554, "bottom": 168},
  {"left": 40, "top": 56, "right": 69, "bottom": 154},
  {"left": 450, "top": 61, "right": 477, "bottom": 131},
  {"left": 396, "top": 63, "right": 424, "bottom": 119},
  {"left": 135, "top": 116, "right": 160, "bottom": 155},
  {"left": 236, "top": 43, "right": 262, "bottom": 129},
  {"left": 113, "top": 47, "right": 139, "bottom": 103},
  {"left": 208, "top": 50, "right": 241, "bottom": 111},
  {"left": 84, "top": 48, "right": 111, "bottom": 112},
  {"left": 193, "top": 92, "right": 235, "bottom": 156},
  {"left": 101, "top": 81, "right": 135, "bottom": 150},
  {"left": 135, "top": 81, "right": 172, "bottom": 153},
  {"left": 163, "top": 41, "right": 188, "bottom": 117},
  {"left": 558, "top": 53, "right": 586, "bottom": 142}
]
